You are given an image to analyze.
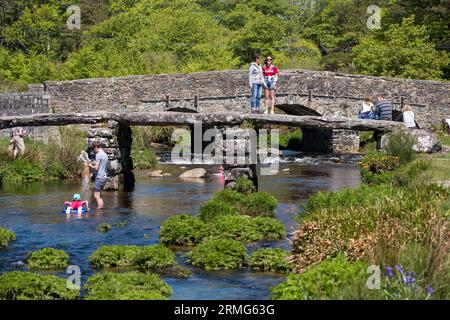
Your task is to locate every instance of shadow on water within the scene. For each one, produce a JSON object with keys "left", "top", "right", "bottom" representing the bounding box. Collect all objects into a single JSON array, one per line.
[{"left": 0, "top": 162, "right": 361, "bottom": 300}]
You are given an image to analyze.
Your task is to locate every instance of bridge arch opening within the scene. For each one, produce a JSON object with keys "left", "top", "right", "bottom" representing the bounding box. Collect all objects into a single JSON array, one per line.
[{"left": 274, "top": 104, "right": 321, "bottom": 116}]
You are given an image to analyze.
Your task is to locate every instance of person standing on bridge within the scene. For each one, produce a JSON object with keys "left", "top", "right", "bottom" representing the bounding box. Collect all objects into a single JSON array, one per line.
[
  {"left": 262, "top": 55, "right": 279, "bottom": 115},
  {"left": 88, "top": 142, "right": 109, "bottom": 209},
  {"left": 374, "top": 94, "right": 393, "bottom": 121},
  {"left": 249, "top": 54, "right": 265, "bottom": 114}
]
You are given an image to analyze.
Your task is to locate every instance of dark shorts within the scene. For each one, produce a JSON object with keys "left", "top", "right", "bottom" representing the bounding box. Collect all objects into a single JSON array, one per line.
[{"left": 94, "top": 178, "right": 108, "bottom": 192}]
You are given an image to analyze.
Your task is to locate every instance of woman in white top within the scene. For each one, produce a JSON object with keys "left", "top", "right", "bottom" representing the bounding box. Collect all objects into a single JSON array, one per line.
[
  {"left": 402, "top": 105, "right": 417, "bottom": 128},
  {"left": 358, "top": 96, "right": 375, "bottom": 120}
]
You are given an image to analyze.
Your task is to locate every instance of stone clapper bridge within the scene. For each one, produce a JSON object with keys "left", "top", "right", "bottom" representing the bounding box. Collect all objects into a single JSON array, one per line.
[{"left": 0, "top": 110, "right": 402, "bottom": 190}]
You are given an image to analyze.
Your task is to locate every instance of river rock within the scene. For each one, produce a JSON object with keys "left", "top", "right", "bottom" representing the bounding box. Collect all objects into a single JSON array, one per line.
[
  {"left": 150, "top": 142, "right": 169, "bottom": 149},
  {"left": 11, "top": 261, "right": 27, "bottom": 269},
  {"left": 379, "top": 129, "right": 442, "bottom": 153},
  {"left": 180, "top": 168, "right": 207, "bottom": 179},
  {"left": 149, "top": 170, "right": 164, "bottom": 177}
]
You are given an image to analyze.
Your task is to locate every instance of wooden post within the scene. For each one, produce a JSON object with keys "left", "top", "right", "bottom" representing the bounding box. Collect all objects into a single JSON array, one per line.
[
  {"left": 165, "top": 95, "right": 170, "bottom": 111},
  {"left": 400, "top": 97, "right": 404, "bottom": 110},
  {"left": 308, "top": 89, "right": 312, "bottom": 102},
  {"left": 194, "top": 95, "right": 198, "bottom": 111}
]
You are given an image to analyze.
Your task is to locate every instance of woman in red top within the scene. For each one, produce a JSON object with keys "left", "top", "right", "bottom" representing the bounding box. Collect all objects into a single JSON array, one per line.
[{"left": 262, "top": 55, "right": 279, "bottom": 114}]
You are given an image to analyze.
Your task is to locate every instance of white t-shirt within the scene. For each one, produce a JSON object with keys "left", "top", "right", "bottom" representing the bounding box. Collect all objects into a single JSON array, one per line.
[
  {"left": 403, "top": 111, "right": 415, "bottom": 128},
  {"left": 362, "top": 102, "right": 373, "bottom": 113}
]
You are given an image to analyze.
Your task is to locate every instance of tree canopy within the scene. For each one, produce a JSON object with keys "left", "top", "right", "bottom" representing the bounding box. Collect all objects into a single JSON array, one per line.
[{"left": 0, "top": 0, "right": 448, "bottom": 90}]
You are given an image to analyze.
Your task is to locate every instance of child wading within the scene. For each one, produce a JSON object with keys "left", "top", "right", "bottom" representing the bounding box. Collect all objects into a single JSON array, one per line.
[{"left": 64, "top": 194, "right": 89, "bottom": 214}]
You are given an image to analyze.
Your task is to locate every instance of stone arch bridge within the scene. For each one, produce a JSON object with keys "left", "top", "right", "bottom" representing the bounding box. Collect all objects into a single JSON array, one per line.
[{"left": 0, "top": 111, "right": 401, "bottom": 190}]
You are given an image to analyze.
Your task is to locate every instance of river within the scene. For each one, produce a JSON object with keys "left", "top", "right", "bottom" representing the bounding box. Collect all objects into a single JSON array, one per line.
[{"left": 0, "top": 162, "right": 361, "bottom": 300}]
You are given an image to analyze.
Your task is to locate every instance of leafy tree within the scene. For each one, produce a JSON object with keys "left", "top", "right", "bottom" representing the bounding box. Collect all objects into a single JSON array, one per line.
[{"left": 353, "top": 17, "right": 449, "bottom": 80}]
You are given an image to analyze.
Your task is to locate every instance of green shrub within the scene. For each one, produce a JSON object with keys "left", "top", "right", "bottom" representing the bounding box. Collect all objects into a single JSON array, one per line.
[
  {"left": 210, "top": 215, "right": 285, "bottom": 242},
  {"left": 0, "top": 159, "right": 44, "bottom": 183},
  {"left": 89, "top": 245, "right": 187, "bottom": 276},
  {"left": 132, "top": 149, "right": 157, "bottom": 169},
  {"left": 187, "top": 238, "right": 247, "bottom": 271},
  {"left": 248, "top": 217, "right": 286, "bottom": 241},
  {"left": 159, "top": 214, "right": 209, "bottom": 246},
  {"left": 249, "top": 248, "right": 292, "bottom": 273},
  {"left": 0, "top": 271, "right": 79, "bottom": 300},
  {"left": 233, "top": 177, "right": 256, "bottom": 195},
  {"left": 210, "top": 215, "right": 253, "bottom": 241},
  {"left": 271, "top": 255, "right": 368, "bottom": 300},
  {"left": 199, "top": 200, "right": 239, "bottom": 223},
  {"left": 85, "top": 272, "right": 171, "bottom": 300},
  {"left": 28, "top": 248, "right": 69, "bottom": 269},
  {"left": 279, "top": 130, "right": 302, "bottom": 150},
  {"left": 89, "top": 245, "right": 141, "bottom": 268},
  {"left": 241, "top": 192, "right": 278, "bottom": 217},
  {"left": 385, "top": 129, "right": 417, "bottom": 164},
  {"left": 360, "top": 152, "right": 400, "bottom": 175},
  {"left": 132, "top": 245, "right": 176, "bottom": 271},
  {"left": 96, "top": 222, "right": 112, "bottom": 233},
  {"left": 0, "top": 226, "right": 16, "bottom": 248}
]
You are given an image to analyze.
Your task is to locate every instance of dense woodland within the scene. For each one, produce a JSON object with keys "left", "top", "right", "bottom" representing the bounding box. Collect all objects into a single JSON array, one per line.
[{"left": 0, "top": 0, "right": 449, "bottom": 91}]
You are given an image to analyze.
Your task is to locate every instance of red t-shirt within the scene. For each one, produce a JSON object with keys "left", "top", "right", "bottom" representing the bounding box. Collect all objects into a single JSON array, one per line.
[
  {"left": 262, "top": 66, "right": 279, "bottom": 77},
  {"left": 70, "top": 200, "right": 83, "bottom": 209}
]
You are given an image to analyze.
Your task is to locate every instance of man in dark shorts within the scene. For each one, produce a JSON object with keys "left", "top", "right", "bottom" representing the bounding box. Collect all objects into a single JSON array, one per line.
[{"left": 88, "top": 142, "right": 108, "bottom": 209}]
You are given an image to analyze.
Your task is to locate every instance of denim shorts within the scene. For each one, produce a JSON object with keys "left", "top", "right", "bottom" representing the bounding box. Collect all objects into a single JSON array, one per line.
[
  {"left": 94, "top": 178, "right": 108, "bottom": 192},
  {"left": 265, "top": 77, "right": 276, "bottom": 90}
]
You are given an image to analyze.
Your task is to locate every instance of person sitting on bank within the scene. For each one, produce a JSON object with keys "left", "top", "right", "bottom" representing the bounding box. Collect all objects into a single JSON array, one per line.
[
  {"left": 398, "top": 105, "right": 417, "bottom": 129},
  {"left": 358, "top": 96, "right": 375, "bottom": 120},
  {"left": 374, "top": 94, "right": 393, "bottom": 121},
  {"left": 8, "top": 127, "right": 26, "bottom": 159}
]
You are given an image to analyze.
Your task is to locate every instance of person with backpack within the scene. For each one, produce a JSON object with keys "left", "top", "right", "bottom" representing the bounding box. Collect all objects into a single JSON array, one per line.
[{"left": 8, "top": 127, "right": 26, "bottom": 159}]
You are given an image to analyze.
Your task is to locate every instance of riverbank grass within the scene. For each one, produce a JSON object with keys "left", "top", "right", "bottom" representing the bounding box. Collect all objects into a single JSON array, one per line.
[
  {"left": 0, "top": 127, "right": 86, "bottom": 183},
  {"left": 0, "top": 226, "right": 16, "bottom": 248},
  {"left": 285, "top": 150, "right": 450, "bottom": 300}
]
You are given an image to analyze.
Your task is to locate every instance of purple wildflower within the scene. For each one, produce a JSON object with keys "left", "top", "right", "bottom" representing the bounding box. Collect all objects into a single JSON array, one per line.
[
  {"left": 395, "top": 264, "right": 403, "bottom": 274},
  {"left": 385, "top": 266, "right": 394, "bottom": 278},
  {"left": 426, "top": 286, "right": 434, "bottom": 294}
]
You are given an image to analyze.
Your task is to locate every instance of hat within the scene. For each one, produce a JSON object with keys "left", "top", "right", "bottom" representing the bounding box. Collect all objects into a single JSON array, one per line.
[{"left": 73, "top": 194, "right": 81, "bottom": 201}]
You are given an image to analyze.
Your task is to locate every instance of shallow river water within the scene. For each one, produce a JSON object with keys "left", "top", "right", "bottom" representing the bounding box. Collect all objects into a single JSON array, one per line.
[{"left": 0, "top": 162, "right": 360, "bottom": 300}]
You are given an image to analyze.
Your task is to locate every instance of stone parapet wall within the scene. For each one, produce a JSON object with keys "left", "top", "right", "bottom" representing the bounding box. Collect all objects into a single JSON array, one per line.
[
  {"left": 43, "top": 70, "right": 450, "bottom": 128},
  {"left": 0, "top": 93, "right": 58, "bottom": 141}
]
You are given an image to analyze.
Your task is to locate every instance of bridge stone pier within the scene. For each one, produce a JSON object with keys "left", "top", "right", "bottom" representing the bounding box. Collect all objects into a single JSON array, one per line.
[{"left": 86, "top": 121, "right": 134, "bottom": 191}]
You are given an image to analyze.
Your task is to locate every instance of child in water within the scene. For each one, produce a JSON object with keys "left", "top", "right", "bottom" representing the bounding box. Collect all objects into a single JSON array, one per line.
[{"left": 64, "top": 194, "right": 89, "bottom": 214}]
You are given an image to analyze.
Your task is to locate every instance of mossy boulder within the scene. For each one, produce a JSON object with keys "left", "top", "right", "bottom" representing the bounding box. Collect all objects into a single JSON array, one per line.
[
  {"left": 159, "top": 214, "right": 209, "bottom": 246},
  {"left": 28, "top": 248, "right": 69, "bottom": 269},
  {"left": 89, "top": 245, "right": 141, "bottom": 268},
  {"left": 0, "top": 271, "right": 79, "bottom": 300},
  {"left": 0, "top": 226, "right": 16, "bottom": 248},
  {"left": 85, "top": 272, "right": 171, "bottom": 300},
  {"left": 249, "top": 248, "right": 292, "bottom": 273},
  {"left": 186, "top": 238, "right": 247, "bottom": 271}
]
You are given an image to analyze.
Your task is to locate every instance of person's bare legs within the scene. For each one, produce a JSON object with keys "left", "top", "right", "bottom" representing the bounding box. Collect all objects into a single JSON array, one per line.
[
  {"left": 94, "top": 191, "right": 104, "bottom": 209},
  {"left": 264, "top": 88, "right": 270, "bottom": 114},
  {"left": 270, "top": 90, "right": 276, "bottom": 114}
]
